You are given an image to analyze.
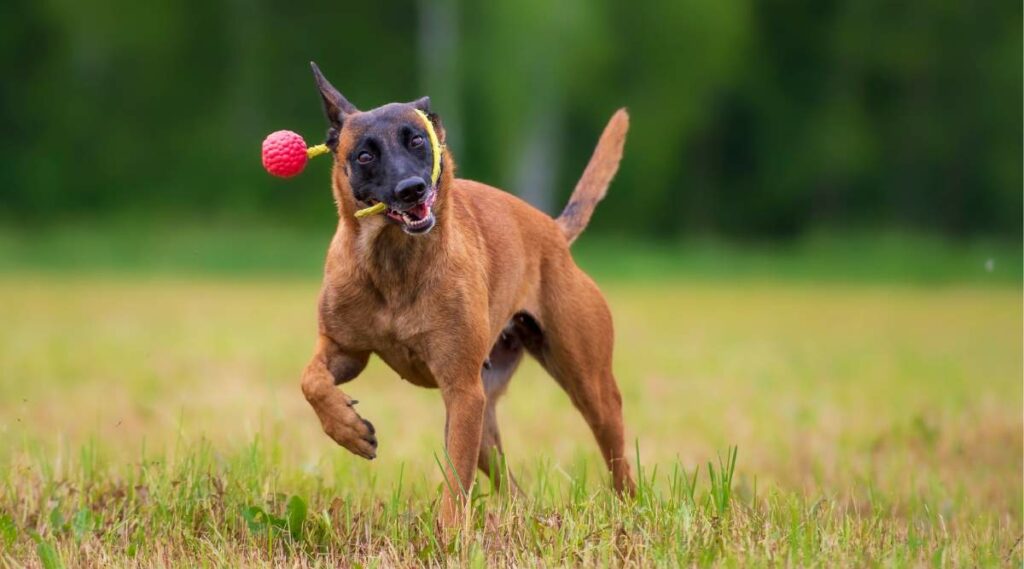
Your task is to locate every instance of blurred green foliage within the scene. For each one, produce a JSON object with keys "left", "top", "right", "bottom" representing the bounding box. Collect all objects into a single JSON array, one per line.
[{"left": 1, "top": 0, "right": 1020, "bottom": 239}]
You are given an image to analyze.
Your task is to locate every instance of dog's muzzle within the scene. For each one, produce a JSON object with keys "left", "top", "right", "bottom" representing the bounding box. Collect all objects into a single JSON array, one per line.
[{"left": 384, "top": 188, "right": 437, "bottom": 234}]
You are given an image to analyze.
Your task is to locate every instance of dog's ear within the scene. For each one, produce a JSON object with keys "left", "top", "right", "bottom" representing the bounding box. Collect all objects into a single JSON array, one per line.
[
  {"left": 310, "top": 61, "right": 358, "bottom": 132},
  {"left": 411, "top": 96, "right": 431, "bottom": 113},
  {"left": 410, "top": 96, "right": 446, "bottom": 145}
]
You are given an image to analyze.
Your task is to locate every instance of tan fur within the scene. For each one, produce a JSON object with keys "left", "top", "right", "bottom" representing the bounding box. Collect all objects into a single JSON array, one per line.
[
  {"left": 557, "top": 108, "right": 629, "bottom": 243},
  {"left": 301, "top": 108, "right": 634, "bottom": 528}
]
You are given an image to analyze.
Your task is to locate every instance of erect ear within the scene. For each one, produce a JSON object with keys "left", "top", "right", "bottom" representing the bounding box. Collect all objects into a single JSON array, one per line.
[
  {"left": 310, "top": 61, "right": 358, "bottom": 135},
  {"left": 411, "top": 96, "right": 431, "bottom": 113},
  {"left": 410, "top": 96, "right": 445, "bottom": 145}
]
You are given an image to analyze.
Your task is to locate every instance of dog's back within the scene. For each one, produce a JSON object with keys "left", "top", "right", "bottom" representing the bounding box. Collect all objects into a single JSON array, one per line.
[{"left": 447, "top": 109, "right": 629, "bottom": 322}]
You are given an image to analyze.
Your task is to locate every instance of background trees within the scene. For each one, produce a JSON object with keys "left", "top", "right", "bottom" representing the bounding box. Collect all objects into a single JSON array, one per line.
[{"left": 1, "top": 0, "right": 1019, "bottom": 239}]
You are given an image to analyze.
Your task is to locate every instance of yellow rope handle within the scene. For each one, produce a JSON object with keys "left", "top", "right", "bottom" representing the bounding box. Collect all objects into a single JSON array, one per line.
[
  {"left": 306, "top": 143, "right": 330, "bottom": 159},
  {"left": 354, "top": 202, "right": 387, "bottom": 218},
  {"left": 414, "top": 109, "right": 443, "bottom": 186}
]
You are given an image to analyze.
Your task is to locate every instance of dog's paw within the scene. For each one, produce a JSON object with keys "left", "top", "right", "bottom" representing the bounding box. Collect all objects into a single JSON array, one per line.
[{"left": 321, "top": 401, "right": 378, "bottom": 459}]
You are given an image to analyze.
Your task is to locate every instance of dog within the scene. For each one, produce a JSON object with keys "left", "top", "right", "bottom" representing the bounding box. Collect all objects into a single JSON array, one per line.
[{"left": 300, "top": 62, "right": 634, "bottom": 527}]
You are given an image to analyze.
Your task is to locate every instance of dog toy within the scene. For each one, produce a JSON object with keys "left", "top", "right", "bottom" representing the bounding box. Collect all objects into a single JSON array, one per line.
[
  {"left": 261, "top": 130, "right": 383, "bottom": 217},
  {"left": 261, "top": 130, "right": 329, "bottom": 178},
  {"left": 353, "top": 202, "right": 387, "bottom": 218},
  {"left": 260, "top": 110, "right": 441, "bottom": 220}
]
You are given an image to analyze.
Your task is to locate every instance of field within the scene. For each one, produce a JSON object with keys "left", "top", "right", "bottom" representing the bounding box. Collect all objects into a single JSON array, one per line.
[{"left": 0, "top": 228, "right": 1021, "bottom": 567}]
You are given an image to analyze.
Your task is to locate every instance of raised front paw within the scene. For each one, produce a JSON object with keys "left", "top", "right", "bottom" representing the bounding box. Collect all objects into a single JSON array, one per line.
[{"left": 320, "top": 399, "right": 378, "bottom": 459}]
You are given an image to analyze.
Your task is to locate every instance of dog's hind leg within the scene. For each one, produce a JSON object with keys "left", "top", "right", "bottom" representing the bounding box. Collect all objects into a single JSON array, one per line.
[
  {"left": 530, "top": 275, "right": 636, "bottom": 494},
  {"left": 477, "top": 323, "right": 524, "bottom": 494}
]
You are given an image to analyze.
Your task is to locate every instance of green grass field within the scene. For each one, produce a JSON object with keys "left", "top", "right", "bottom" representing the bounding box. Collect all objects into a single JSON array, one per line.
[{"left": 0, "top": 228, "right": 1020, "bottom": 566}]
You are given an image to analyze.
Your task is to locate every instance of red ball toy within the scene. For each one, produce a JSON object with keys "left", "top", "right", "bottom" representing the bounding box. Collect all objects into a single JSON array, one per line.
[{"left": 261, "top": 130, "right": 312, "bottom": 178}]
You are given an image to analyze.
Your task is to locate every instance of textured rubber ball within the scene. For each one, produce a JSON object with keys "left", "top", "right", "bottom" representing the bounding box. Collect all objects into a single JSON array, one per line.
[{"left": 261, "top": 130, "right": 309, "bottom": 178}]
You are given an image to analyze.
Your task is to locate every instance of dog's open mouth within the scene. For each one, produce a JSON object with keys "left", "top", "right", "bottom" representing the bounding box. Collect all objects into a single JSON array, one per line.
[{"left": 383, "top": 190, "right": 436, "bottom": 234}]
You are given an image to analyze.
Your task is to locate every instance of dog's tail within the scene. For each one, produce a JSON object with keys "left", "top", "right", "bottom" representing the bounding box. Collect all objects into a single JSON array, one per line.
[{"left": 556, "top": 108, "right": 629, "bottom": 245}]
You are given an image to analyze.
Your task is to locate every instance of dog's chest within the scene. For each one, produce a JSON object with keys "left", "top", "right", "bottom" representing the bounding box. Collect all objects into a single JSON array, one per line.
[
  {"left": 322, "top": 290, "right": 441, "bottom": 388},
  {"left": 369, "top": 303, "right": 442, "bottom": 387},
  {"left": 375, "top": 345, "right": 437, "bottom": 388}
]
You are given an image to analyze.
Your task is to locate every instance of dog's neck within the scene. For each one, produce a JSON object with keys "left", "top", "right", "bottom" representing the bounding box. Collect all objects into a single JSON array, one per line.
[{"left": 330, "top": 159, "right": 457, "bottom": 296}]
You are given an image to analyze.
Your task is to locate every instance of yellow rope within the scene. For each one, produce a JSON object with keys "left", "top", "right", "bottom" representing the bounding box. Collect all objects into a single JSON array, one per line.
[
  {"left": 353, "top": 202, "right": 387, "bottom": 218},
  {"left": 414, "top": 109, "right": 443, "bottom": 186},
  {"left": 306, "top": 143, "right": 330, "bottom": 159}
]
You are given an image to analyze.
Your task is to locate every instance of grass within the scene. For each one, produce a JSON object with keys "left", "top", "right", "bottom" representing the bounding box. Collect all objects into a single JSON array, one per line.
[
  {"left": 0, "top": 225, "right": 1021, "bottom": 566},
  {"left": 0, "top": 220, "right": 1019, "bottom": 284}
]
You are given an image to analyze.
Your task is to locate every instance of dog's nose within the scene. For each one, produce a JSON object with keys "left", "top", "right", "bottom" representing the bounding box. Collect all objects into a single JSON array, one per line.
[{"left": 394, "top": 177, "right": 428, "bottom": 205}]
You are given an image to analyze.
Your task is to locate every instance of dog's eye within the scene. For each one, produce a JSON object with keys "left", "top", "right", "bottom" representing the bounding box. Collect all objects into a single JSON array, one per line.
[
  {"left": 410, "top": 135, "right": 425, "bottom": 149},
  {"left": 356, "top": 151, "right": 374, "bottom": 164}
]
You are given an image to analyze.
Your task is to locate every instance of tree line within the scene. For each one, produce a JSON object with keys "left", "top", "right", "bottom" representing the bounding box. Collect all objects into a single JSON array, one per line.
[{"left": 1, "top": 0, "right": 1019, "bottom": 239}]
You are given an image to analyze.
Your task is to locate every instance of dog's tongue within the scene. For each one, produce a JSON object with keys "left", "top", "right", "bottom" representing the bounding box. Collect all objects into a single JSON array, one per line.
[{"left": 408, "top": 202, "right": 430, "bottom": 221}]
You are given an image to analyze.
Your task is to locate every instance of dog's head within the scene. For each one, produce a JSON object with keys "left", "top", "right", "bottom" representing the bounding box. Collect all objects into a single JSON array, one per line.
[{"left": 312, "top": 62, "right": 444, "bottom": 235}]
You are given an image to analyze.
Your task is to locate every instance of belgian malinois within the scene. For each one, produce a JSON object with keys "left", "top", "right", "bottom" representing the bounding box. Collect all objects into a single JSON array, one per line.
[{"left": 301, "top": 62, "right": 634, "bottom": 526}]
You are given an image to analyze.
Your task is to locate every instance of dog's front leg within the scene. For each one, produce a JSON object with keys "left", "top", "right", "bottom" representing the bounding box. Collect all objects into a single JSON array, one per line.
[
  {"left": 301, "top": 335, "right": 377, "bottom": 459},
  {"left": 438, "top": 379, "right": 487, "bottom": 528}
]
